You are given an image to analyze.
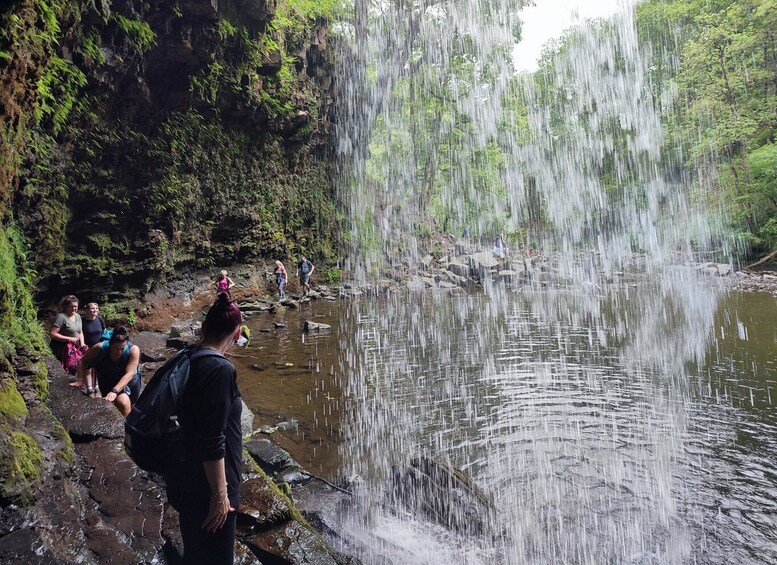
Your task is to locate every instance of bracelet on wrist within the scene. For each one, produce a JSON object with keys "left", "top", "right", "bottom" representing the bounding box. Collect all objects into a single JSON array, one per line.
[
  {"left": 210, "top": 486, "right": 228, "bottom": 500},
  {"left": 110, "top": 388, "right": 120, "bottom": 395}
]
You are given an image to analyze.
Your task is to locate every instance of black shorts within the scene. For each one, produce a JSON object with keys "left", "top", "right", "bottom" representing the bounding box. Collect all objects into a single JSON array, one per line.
[
  {"left": 97, "top": 373, "right": 141, "bottom": 404},
  {"left": 300, "top": 274, "right": 310, "bottom": 285}
]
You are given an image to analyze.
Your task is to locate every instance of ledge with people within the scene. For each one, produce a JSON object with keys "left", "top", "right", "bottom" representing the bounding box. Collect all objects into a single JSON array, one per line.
[{"left": 48, "top": 292, "right": 245, "bottom": 564}]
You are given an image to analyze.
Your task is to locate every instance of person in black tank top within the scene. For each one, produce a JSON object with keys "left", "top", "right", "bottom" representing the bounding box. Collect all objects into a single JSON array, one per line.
[
  {"left": 82, "top": 302, "right": 107, "bottom": 348},
  {"left": 76, "top": 326, "right": 141, "bottom": 415}
]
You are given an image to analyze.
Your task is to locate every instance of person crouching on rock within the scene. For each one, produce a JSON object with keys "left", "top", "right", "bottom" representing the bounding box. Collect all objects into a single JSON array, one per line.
[
  {"left": 164, "top": 293, "right": 243, "bottom": 565},
  {"left": 76, "top": 326, "right": 141, "bottom": 414}
]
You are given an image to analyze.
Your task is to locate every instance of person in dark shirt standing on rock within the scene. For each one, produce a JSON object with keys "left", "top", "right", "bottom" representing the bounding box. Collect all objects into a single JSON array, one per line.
[
  {"left": 297, "top": 255, "right": 315, "bottom": 295},
  {"left": 81, "top": 303, "right": 107, "bottom": 348},
  {"left": 80, "top": 302, "right": 107, "bottom": 396},
  {"left": 165, "top": 293, "right": 243, "bottom": 565}
]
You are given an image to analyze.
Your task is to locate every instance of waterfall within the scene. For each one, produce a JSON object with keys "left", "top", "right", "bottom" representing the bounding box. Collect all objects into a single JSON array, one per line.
[
  {"left": 330, "top": 1, "right": 745, "bottom": 563},
  {"left": 336, "top": 0, "right": 728, "bottom": 280}
]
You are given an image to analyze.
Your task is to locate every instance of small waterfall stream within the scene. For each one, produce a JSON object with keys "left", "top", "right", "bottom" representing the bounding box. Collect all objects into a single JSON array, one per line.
[{"left": 327, "top": 2, "right": 775, "bottom": 564}]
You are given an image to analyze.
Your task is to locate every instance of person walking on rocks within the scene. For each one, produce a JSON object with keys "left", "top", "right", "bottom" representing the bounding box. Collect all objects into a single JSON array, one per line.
[
  {"left": 267, "top": 260, "right": 287, "bottom": 300},
  {"left": 297, "top": 255, "right": 315, "bottom": 295},
  {"left": 215, "top": 270, "right": 235, "bottom": 299},
  {"left": 164, "top": 293, "right": 243, "bottom": 565},
  {"left": 76, "top": 326, "right": 140, "bottom": 412},
  {"left": 492, "top": 234, "right": 507, "bottom": 259}
]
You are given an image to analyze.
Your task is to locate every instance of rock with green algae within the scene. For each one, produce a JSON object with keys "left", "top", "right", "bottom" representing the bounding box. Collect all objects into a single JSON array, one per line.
[
  {"left": 0, "top": 378, "right": 28, "bottom": 420},
  {"left": 0, "top": 427, "right": 42, "bottom": 505}
]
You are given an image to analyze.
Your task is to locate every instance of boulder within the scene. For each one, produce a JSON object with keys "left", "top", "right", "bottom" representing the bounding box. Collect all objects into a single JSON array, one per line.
[
  {"left": 237, "top": 301, "right": 273, "bottom": 312},
  {"left": 406, "top": 277, "right": 427, "bottom": 291},
  {"left": 304, "top": 321, "right": 332, "bottom": 333},
  {"left": 391, "top": 457, "right": 497, "bottom": 537},
  {"left": 446, "top": 261, "right": 470, "bottom": 278},
  {"left": 166, "top": 337, "right": 196, "bottom": 350},
  {"left": 716, "top": 263, "right": 733, "bottom": 276},
  {"left": 241, "top": 521, "right": 344, "bottom": 565},
  {"left": 240, "top": 400, "right": 254, "bottom": 436},
  {"left": 279, "top": 298, "right": 298, "bottom": 309},
  {"left": 238, "top": 477, "right": 293, "bottom": 526},
  {"left": 469, "top": 251, "right": 500, "bottom": 270},
  {"left": 245, "top": 439, "right": 299, "bottom": 474},
  {"left": 421, "top": 277, "right": 437, "bottom": 288}
]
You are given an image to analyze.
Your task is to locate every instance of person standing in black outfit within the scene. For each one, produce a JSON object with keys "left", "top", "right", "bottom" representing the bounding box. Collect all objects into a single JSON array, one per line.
[
  {"left": 165, "top": 293, "right": 243, "bottom": 565},
  {"left": 81, "top": 302, "right": 107, "bottom": 348}
]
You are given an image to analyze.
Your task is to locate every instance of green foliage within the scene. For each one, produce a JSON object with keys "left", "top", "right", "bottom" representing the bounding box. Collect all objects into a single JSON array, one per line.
[
  {"left": 746, "top": 142, "right": 777, "bottom": 246},
  {"left": 0, "top": 226, "right": 47, "bottom": 363},
  {"left": 216, "top": 18, "right": 237, "bottom": 39},
  {"left": 324, "top": 267, "right": 341, "bottom": 284},
  {"left": 79, "top": 32, "right": 105, "bottom": 66},
  {"left": 274, "top": 0, "right": 347, "bottom": 43},
  {"left": 114, "top": 14, "right": 156, "bottom": 53},
  {"left": 100, "top": 303, "right": 116, "bottom": 322},
  {"left": 635, "top": 0, "right": 777, "bottom": 253},
  {"left": 126, "top": 309, "right": 136, "bottom": 327},
  {"left": 35, "top": 56, "right": 87, "bottom": 135}
]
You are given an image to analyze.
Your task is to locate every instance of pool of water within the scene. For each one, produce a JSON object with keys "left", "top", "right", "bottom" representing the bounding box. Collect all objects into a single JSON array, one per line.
[{"left": 237, "top": 277, "right": 777, "bottom": 564}]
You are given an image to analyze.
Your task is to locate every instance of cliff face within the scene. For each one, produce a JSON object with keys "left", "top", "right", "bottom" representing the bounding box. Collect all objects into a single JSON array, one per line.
[
  {"left": 6, "top": 0, "right": 340, "bottom": 297},
  {"left": 0, "top": 0, "right": 341, "bottom": 515}
]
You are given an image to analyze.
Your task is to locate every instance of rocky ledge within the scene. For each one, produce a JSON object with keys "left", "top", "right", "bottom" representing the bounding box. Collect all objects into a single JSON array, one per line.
[{"left": 0, "top": 343, "right": 360, "bottom": 564}]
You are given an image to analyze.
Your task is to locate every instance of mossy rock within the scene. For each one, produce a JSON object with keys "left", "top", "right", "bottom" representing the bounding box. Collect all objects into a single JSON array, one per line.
[
  {"left": 0, "top": 425, "right": 43, "bottom": 505},
  {"left": 0, "top": 378, "right": 28, "bottom": 420}
]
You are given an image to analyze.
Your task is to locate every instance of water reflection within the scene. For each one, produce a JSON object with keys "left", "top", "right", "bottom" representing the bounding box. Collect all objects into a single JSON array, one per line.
[{"left": 336, "top": 279, "right": 777, "bottom": 564}]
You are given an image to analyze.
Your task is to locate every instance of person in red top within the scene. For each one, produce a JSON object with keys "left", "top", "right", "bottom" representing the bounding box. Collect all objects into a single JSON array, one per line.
[{"left": 215, "top": 270, "right": 235, "bottom": 299}]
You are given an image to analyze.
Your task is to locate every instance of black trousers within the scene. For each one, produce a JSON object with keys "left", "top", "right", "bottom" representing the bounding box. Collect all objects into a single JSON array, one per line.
[{"left": 178, "top": 499, "right": 237, "bottom": 565}]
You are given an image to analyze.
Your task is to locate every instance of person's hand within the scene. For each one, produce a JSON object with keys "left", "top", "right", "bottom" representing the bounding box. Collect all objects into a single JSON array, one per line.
[
  {"left": 71, "top": 337, "right": 80, "bottom": 344},
  {"left": 202, "top": 490, "right": 234, "bottom": 532},
  {"left": 104, "top": 391, "right": 117, "bottom": 403}
]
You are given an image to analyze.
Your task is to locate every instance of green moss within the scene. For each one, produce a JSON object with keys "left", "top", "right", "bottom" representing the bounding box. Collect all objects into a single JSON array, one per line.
[
  {"left": 52, "top": 417, "right": 74, "bottom": 466},
  {"left": 0, "top": 378, "right": 28, "bottom": 420},
  {"left": 31, "top": 361, "right": 48, "bottom": 399},
  {"left": 0, "top": 427, "right": 43, "bottom": 504}
]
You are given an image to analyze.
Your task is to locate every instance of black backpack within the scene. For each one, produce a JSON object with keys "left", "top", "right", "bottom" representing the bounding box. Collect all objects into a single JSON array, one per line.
[{"left": 124, "top": 347, "right": 220, "bottom": 473}]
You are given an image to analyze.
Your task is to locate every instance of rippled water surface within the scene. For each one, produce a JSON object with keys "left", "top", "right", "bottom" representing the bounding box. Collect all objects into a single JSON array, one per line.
[{"left": 238, "top": 280, "right": 777, "bottom": 564}]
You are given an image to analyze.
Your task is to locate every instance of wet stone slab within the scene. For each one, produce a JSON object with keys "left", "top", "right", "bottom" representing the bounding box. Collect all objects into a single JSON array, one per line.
[
  {"left": 47, "top": 358, "right": 124, "bottom": 440},
  {"left": 76, "top": 439, "right": 165, "bottom": 562}
]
